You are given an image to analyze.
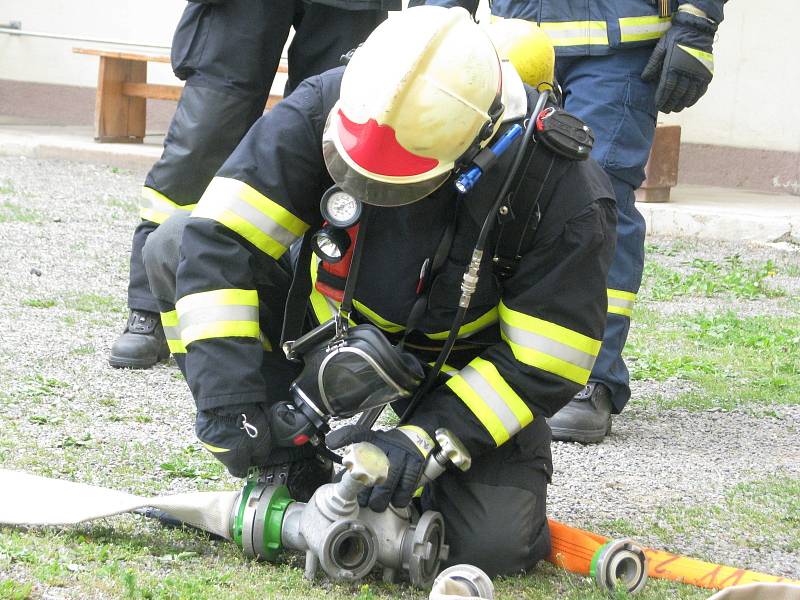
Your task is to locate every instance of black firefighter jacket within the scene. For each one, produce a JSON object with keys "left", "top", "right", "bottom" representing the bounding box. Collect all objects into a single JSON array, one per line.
[{"left": 166, "top": 66, "right": 617, "bottom": 461}]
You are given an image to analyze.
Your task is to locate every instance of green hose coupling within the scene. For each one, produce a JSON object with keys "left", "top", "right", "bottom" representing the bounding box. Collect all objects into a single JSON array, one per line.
[{"left": 231, "top": 481, "right": 293, "bottom": 562}]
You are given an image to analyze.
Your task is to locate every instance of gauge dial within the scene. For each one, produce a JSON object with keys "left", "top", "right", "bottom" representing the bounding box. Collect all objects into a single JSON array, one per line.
[{"left": 321, "top": 186, "right": 362, "bottom": 228}]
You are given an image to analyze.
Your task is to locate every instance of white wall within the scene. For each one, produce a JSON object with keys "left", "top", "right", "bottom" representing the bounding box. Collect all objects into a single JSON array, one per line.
[
  {"left": 0, "top": 1, "right": 183, "bottom": 86},
  {"left": 659, "top": 0, "right": 800, "bottom": 154},
  {"left": 1, "top": 0, "right": 798, "bottom": 153}
]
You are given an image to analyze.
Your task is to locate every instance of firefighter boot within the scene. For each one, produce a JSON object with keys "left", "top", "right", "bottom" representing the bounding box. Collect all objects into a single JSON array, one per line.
[
  {"left": 548, "top": 382, "right": 612, "bottom": 444},
  {"left": 108, "top": 309, "right": 170, "bottom": 369}
]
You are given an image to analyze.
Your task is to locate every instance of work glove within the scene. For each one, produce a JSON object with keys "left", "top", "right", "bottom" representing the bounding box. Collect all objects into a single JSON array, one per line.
[
  {"left": 641, "top": 9, "right": 717, "bottom": 113},
  {"left": 195, "top": 403, "right": 272, "bottom": 478},
  {"left": 327, "top": 425, "right": 434, "bottom": 512}
]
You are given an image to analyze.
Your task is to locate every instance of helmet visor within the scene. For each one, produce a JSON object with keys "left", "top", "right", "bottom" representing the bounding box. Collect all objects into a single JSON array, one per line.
[{"left": 322, "top": 110, "right": 450, "bottom": 207}]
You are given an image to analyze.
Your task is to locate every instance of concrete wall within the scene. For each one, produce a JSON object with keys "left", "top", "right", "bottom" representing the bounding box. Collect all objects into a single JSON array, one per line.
[
  {"left": 659, "top": 0, "right": 800, "bottom": 155},
  {"left": 1, "top": 0, "right": 797, "bottom": 155}
]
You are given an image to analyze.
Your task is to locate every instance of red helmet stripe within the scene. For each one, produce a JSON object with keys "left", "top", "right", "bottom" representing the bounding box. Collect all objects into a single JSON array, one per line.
[{"left": 337, "top": 110, "right": 439, "bottom": 177}]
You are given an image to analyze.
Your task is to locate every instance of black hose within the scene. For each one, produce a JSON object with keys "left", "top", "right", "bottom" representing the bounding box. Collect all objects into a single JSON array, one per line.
[{"left": 399, "top": 92, "right": 550, "bottom": 424}]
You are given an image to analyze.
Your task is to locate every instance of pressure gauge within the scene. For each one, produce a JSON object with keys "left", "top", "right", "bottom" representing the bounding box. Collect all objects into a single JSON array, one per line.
[{"left": 320, "top": 186, "right": 362, "bottom": 228}]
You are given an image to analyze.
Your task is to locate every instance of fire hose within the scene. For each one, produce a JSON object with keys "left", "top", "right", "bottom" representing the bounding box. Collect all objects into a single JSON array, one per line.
[{"left": 1, "top": 463, "right": 797, "bottom": 594}]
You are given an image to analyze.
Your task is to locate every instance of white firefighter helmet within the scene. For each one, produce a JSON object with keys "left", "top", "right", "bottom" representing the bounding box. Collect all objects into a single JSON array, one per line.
[{"left": 323, "top": 6, "right": 504, "bottom": 206}]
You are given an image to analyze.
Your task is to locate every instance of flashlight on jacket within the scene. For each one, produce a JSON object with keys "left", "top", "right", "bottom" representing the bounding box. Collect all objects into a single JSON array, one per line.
[{"left": 454, "top": 123, "right": 524, "bottom": 194}]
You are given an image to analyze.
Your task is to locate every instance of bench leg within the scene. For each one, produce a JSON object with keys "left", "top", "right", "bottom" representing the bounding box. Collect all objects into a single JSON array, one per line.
[
  {"left": 94, "top": 56, "right": 146, "bottom": 143},
  {"left": 636, "top": 125, "right": 682, "bottom": 203}
]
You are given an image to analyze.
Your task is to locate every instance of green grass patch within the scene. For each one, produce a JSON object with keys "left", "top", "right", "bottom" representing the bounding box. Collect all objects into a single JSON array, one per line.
[
  {"left": 641, "top": 475, "right": 800, "bottom": 559},
  {"left": 0, "top": 201, "right": 41, "bottom": 223},
  {"left": 627, "top": 310, "right": 800, "bottom": 409},
  {"left": 65, "top": 292, "right": 125, "bottom": 314},
  {"left": 0, "top": 579, "right": 33, "bottom": 600},
  {"left": 160, "top": 445, "right": 225, "bottom": 481},
  {"left": 0, "top": 178, "right": 15, "bottom": 195},
  {"left": 641, "top": 255, "right": 784, "bottom": 301},
  {"left": 21, "top": 298, "right": 57, "bottom": 309}
]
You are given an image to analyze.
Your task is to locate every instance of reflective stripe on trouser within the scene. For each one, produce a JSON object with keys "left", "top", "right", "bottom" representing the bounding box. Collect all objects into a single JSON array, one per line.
[
  {"left": 446, "top": 357, "right": 534, "bottom": 447},
  {"left": 161, "top": 310, "right": 185, "bottom": 354},
  {"left": 420, "top": 417, "right": 552, "bottom": 577},
  {"left": 192, "top": 177, "right": 309, "bottom": 260},
  {"left": 608, "top": 288, "right": 636, "bottom": 317},
  {"left": 128, "top": 84, "right": 269, "bottom": 313},
  {"left": 175, "top": 289, "right": 260, "bottom": 347},
  {"left": 140, "top": 187, "right": 196, "bottom": 225},
  {"left": 556, "top": 48, "right": 656, "bottom": 412}
]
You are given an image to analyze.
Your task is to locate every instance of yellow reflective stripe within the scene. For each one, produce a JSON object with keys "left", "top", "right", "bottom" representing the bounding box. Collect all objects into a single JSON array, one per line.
[
  {"left": 309, "top": 257, "right": 339, "bottom": 324},
  {"left": 470, "top": 358, "right": 533, "bottom": 429},
  {"left": 499, "top": 301, "right": 601, "bottom": 385},
  {"left": 181, "top": 321, "right": 260, "bottom": 345},
  {"left": 192, "top": 177, "right": 309, "bottom": 259},
  {"left": 678, "top": 44, "right": 714, "bottom": 74},
  {"left": 608, "top": 288, "right": 636, "bottom": 317},
  {"left": 428, "top": 361, "right": 459, "bottom": 376},
  {"left": 176, "top": 289, "right": 260, "bottom": 346},
  {"left": 539, "top": 21, "right": 608, "bottom": 47},
  {"left": 446, "top": 358, "right": 533, "bottom": 446},
  {"left": 139, "top": 186, "right": 195, "bottom": 224},
  {"left": 352, "top": 300, "right": 405, "bottom": 333},
  {"left": 201, "top": 441, "right": 230, "bottom": 453},
  {"left": 426, "top": 307, "right": 498, "bottom": 340},
  {"left": 398, "top": 425, "right": 434, "bottom": 457},
  {"left": 176, "top": 288, "right": 258, "bottom": 313},
  {"left": 619, "top": 15, "right": 671, "bottom": 42},
  {"left": 161, "top": 310, "right": 186, "bottom": 354}
]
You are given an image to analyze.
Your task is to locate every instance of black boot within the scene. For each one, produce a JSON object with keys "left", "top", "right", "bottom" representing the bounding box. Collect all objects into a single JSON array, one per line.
[
  {"left": 548, "top": 382, "right": 613, "bottom": 444},
  {"left": 109, "top": 309, "right": 170, "bottom": 369}
]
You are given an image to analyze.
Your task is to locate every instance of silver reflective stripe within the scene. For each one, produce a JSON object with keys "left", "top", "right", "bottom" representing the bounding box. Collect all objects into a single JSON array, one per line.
[
  {"left": 208, "top": 180, "right": 298, "bottom": 250},
  {"left": 500, "top": 322, "right": 596, "bottom": 371},
  {"left": 459, "top": 365, "right": 524, "bottom": 438},
  {"left": 163, "top": 323, "right": 181, "bottom": 341},
  {"left": 608, "top": 296, "right": 635, "bottom": 313},
  {"left": 178, "top": 305, "right": 259, "bottom": 330},
  {"left": 618, "top": 16, "right": 671, "bottom": 42}
]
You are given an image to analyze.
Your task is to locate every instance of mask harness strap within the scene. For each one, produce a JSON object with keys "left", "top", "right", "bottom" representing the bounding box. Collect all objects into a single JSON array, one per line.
[{"left": 336, "top": 204, "right": 370, "bottom": 337}]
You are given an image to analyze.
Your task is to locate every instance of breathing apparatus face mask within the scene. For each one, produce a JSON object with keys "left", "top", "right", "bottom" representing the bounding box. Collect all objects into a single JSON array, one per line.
[{"left": 289, "top": 322, "right": 425, "bottom": 422}]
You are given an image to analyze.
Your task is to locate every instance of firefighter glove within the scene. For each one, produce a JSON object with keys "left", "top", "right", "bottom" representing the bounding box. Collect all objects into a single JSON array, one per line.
[
  {"left": 327, "top": 425, "right": 434, "bottom": 512},
  {"left": 641, "top": 9, "right": 717, "bottom": 113},
  {"left": 195, "top": 403, "right": 272, "bottom": 478}
]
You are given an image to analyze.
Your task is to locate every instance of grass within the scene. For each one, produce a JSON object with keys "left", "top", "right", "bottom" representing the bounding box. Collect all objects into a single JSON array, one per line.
[
  {"left": 159, "top": 445, "right": 225, "bottom": 481},
  {"left": 21, "top": 298, "right": 57, "bottom": 309},
  {"left": 626, "top": 309, "right": 800, "bottom": 410},
  {"left": 65, "top": 292, "right": 126, "bottom": 314},
  {"left": 641, "top": 254, "right": 784, "bottom": 300},
  {"left": 601, "top": 475, "right": 800, "bottom": 561},
  {"left": 0, "top": 201, "right": 41, "bottom": 224}
]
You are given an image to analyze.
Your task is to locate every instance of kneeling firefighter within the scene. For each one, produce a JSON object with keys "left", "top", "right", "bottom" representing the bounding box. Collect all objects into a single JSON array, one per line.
[{"left": 143, "top": 6, "right": 616, "bottom": 577}]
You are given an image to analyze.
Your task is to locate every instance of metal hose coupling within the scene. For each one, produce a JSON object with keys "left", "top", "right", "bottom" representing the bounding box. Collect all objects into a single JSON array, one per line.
[
  {"left": 460, "top": 250, "right": 484, "bottom": 308},
  {"left": 430, "top": 564, "right": 494, "bottom": 600},
  {"left": 231, "top": 442, "right": 451, "bottom": 588},
  {"left": 591, "top": 538, "right": 648, "bottom": 594}
]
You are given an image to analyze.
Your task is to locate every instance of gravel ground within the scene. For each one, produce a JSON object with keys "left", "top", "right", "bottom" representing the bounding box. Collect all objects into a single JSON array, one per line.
[{"left": 1, "top": 156, "right": 798, "bottom": 589}]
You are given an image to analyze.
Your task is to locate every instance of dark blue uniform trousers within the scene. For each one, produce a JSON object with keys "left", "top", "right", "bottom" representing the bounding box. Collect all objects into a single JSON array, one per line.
[{"left": 556, "top": 47, "right": 657, "bottom": 412}]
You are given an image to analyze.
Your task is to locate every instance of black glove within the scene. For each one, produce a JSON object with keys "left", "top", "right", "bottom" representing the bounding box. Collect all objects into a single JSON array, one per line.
[
  {"left": 326, "top": 425, "right": 434, "bottom": 512},
  {"left": 641, "top": 10, "right": 717, "bottom": 113},
  {"left": 195, "top": 403, "right": 273, "bottom": 478}
]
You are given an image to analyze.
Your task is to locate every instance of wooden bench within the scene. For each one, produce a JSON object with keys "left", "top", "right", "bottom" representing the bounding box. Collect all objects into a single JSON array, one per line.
[{"left": 73, "top": 47, "right": 286, "bottom": 143}]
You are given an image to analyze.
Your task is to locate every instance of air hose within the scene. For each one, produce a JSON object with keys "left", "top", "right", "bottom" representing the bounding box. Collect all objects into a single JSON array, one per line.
[{"left": 547, "top": 519, "right": 800, "bottom": 592}]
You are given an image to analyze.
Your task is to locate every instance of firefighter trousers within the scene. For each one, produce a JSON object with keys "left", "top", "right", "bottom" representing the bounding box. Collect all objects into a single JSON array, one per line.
[
  {"left": 128, "top": 0, "right": 387, "bottom": 314},
  {"left": 556, "top": 47, "right": 657, "bottom": 412}
]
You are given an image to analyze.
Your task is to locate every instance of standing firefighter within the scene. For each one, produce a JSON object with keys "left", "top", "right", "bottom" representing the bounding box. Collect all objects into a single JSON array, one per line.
[
  {"left": 143, "top": 6, "right": 616, "bottom": 575},
  {"left": 418, "top": 0, "right": 726, "bottom": 441},
  {"left": 109, "top": 0, "right": 393, "bottom": 369}
]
